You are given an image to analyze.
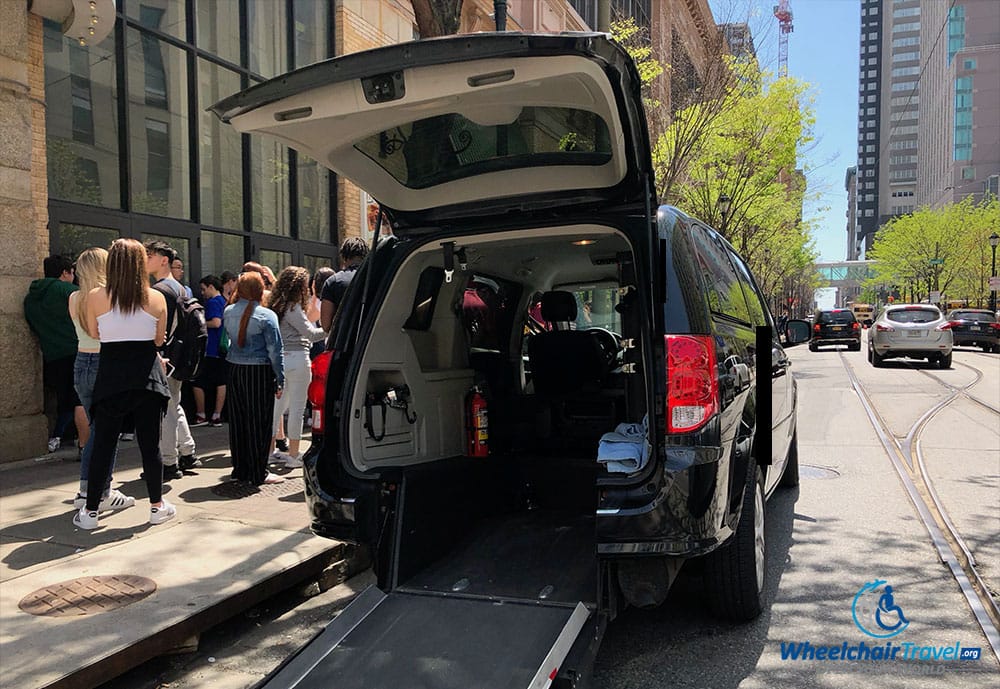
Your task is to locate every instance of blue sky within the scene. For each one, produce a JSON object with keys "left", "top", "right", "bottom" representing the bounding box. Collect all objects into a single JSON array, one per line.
[{"left": 710, "top": 0, "right": 861, "bottom": 264}]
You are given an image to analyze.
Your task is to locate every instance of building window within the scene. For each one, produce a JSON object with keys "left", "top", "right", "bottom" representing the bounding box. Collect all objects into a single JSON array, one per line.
[
  {"left": 129, "top": 0, "right": 186, "bottom": 40},
  {"left": 201, "top": 230, "right": 245, "bottom": 277},
  {"left": 297, "top": 155, "right": 330, "bottom": 243},
  {"left": 198, "top": 60, "right": 243, "bottom": 230},
  {"left": 892, "top": 36, "right": 919, "bottom": 48},
  {"left": 250, "top": 138, "right": 290, "bottom": 236},
  {"left": 963, "top": 59, "right": 976, "bottom": 70},
  {"left": 954, "top": 76, "right": 973, "bottom": 161},
  {"left": 893, "top": 22, "right": 920, "bottom": 33},
  {"left": 893, "top": 7, "right": 919, "bottom": 18},
  {"left": 891, "top": 66, "right": 920, "bottom": 77},
  {"left": 891, "top": 81, "right": 917, "bottom": 92},
  {"left": 948, "top": 6, "right": 965, "bottom": 62},
  {"left": 893, "top": 51, "right": 919, "bottom": 62},
  {"left": 864, "top": 209, "right": 874, "bottom": 216},
  {"left": 249, "top": 0, "right": 289, "bottom": 77},
  {"left": 44, "top": 23, "right": 120, "bottom": 209},
  {"left": 294, "top": 0, "right": 330, "bottom": 69},
  {"left": 867, "top": 95, "right": 877, "bottom": 102},
  {"left": 197, "top": 0, "right": 241, "bottom": 65},
  {"left": 128, "top": 28, "right": 190, "bottom": 219}
]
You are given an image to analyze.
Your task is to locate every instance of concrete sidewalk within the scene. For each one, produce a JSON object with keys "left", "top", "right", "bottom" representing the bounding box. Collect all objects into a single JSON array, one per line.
[{"left": 0, "top": 426, "right": 350, "bottom": 689}]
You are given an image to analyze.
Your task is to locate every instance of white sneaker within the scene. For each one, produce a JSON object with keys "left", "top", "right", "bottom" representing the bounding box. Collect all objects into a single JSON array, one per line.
[
  {"left": 74, "top": 490, "right": 136, "bottom": 512},
  {"left": 283, "top": 453, "right": 303, "bottom": 468},
  {"left": 48, "top": 437, "right": 61, "bottom": 453},
  {"left": 262, "top": 472, "right": 285, "bottom": 485},
  {"left": 73, "top": 508, "right": 99, "bottom": 530},
  {"left": 149, "top": 499, "right": 177, "bottom": 525}
]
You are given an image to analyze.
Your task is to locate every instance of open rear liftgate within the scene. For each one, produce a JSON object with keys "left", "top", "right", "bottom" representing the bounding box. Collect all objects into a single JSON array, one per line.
[{"left": 263, "top": 586, "right": 593, "bottom": 689}]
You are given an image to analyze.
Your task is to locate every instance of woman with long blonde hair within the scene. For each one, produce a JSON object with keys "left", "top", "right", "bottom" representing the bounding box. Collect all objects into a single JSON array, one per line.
[
  {"left": 268, "top": 266, "right": 325, "bottom": 466},
  {"left": 68, "top": 248, "right": 131, "bottom": 512},
  {"left": 73, "top": 238, "right": 175, "bottom": 530},
  {"left": 223, "top": 271, "right": 285, "bottom": 486}
]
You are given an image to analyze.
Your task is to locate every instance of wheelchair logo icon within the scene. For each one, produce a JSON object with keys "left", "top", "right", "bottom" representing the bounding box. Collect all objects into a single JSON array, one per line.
[{"left": 852, "top": 579, "right": 910, "bottom": 638}]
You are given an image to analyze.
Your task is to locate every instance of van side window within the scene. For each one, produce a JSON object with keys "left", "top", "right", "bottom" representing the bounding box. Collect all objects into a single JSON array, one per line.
[
  {"left": 691, "top": 226, "right": 752, "bottom": 324},
  {"left": 727, "top": 252, "right": 768, "bottom": 327}
]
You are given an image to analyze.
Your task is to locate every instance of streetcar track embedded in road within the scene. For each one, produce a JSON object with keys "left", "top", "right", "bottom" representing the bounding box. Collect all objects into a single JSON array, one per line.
[
  {"left": 910, "top": 359, "right": 1000, "bottom": 416},
  {"left": 837, "top": 350, "right": 1000, "bottom": 663}
]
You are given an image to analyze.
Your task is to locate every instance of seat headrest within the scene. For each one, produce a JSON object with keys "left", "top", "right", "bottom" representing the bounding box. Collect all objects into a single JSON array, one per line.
[{"left": 540, "top": 291, "right": 577, "bottom": 322}]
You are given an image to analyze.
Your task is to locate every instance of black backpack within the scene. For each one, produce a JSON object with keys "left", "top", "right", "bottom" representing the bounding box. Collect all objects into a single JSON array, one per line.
[{"left": 155, "top": 283, "right": 207, "bottom": 381}]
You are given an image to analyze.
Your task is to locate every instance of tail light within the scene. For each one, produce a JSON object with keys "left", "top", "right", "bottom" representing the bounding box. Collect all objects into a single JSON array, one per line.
[
  {"left": 852, "top": 322, "right": 860, "bottom": 331},
  {"left": 307, "top": 350, "right": 334, "bottom": 434},
  {"left": 665, "top": 335, "right": 718, "bottom": 434},
  {"left": 936, "top": 321, "right": 960, "bottom": 331},
  {"left": 989, "top": 323, "right": 1000, "bottom": 331},
  {"left": 813, "top": 323, "right": 821, "bottom": 332},
  {"left": 875, "top": 323, "right": 895, "bottom": 332}
]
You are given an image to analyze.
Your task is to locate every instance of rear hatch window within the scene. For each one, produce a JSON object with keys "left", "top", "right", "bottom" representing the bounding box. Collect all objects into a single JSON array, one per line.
[
  {"left": 354, "top": 107, "right": 613, "bottom": 190},
  {"left": 887, "top": 308, "right": 940, "bottom": 324},
  {"left": 818, "top": 310, "right": 856, "bottom": 324},
  {"left": 952, "top": 311, "right": 996, "bottom": 322}
]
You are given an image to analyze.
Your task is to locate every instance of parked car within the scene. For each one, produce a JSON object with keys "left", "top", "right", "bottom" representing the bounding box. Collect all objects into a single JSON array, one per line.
[
  {"left": 809, "top": 308, "right": 862, "bottom": 351},
  {"left": 212, "top": 32, "right": 811, "bottom": 684},
  {"left": 944, "top": 309, "right": 999, "bottom": 353},
  {"left": 868, "top": 304, "right": 954, "bottom": 368}
]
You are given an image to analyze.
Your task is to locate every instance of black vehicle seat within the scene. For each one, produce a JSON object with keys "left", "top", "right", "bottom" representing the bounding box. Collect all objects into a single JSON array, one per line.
[{"left": 528, "top": 291, "right": 606, "bottom": 396}]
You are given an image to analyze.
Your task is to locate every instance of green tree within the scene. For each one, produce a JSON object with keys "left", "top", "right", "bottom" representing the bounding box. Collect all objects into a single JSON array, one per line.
[{"left": 868, "top": 197, "right": 999, "bottom": 306}]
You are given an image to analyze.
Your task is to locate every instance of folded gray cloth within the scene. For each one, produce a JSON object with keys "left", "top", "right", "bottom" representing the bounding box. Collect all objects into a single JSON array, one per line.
[{"left": 597, "top": 415, "right": 650, "bottom": 473}]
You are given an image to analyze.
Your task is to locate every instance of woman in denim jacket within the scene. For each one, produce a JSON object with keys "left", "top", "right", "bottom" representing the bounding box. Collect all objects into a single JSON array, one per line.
[{"left": 224, "top": 272, "right": 285, "bottom": 486}]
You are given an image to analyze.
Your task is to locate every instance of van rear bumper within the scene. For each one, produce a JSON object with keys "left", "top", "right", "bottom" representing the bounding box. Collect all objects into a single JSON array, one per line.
[{"left": 595, "top": 445, "right": 736, "bottom": 558}]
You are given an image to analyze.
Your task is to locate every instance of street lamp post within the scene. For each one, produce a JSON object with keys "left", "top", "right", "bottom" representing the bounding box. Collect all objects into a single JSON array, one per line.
[
  {"left": 990, "top": 232, "right": 999, "bottom": 313},
  {"left": 717, "top": 193, "right": 731, "bottom": 235}
]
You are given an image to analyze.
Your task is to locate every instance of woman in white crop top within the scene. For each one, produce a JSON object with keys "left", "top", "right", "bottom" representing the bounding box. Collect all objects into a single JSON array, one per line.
[
  {"left": 71, "top": 238, "right": 176, "bottom": 531},
  {"left": 68, "top": 247, "right": 130, "bottom": 512}
]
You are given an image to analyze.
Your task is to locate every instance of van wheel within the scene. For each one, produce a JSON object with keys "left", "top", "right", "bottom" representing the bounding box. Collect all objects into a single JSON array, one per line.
[
  {"left": 780, "top": 430, "right": 799, "bottom": 488},
  {"left": 938, "top": 353, "right": 952, "bottom": 369},
  {"left": 705, "top": 463, "right": 765, "bottom": 622},
  {"left": 808, "top": 342, "right": 817, "bottom": 352}
]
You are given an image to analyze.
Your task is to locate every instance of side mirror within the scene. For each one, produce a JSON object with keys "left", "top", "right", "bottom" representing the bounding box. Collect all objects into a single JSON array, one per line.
[{"left": 784, "top": 320, "right": 811, "bottom": 346}]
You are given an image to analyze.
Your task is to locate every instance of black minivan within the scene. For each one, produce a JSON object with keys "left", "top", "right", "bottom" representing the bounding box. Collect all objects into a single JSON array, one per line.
[{"left": 213, "top": 33, "right": 808, "bottom": 687}]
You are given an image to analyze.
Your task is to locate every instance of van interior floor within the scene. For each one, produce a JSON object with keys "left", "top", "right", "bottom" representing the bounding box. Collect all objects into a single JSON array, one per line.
[{"left": 399, "top": 510, "right": 596, "bottom": 606}]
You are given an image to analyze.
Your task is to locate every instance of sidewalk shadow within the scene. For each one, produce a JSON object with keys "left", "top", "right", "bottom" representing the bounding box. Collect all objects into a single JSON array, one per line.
[{"left": 1, "top": 512, "right": 154, "bottom": 571}]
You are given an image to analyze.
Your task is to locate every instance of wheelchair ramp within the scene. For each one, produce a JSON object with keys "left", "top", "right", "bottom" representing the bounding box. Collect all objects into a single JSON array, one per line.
[{"left": 264, "top": 586, "right": 590, "bottom": 689}]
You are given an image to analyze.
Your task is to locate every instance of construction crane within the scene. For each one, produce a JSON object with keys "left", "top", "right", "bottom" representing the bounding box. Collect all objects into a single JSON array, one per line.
[{"left": 773, "top": 0, "right": 794, "bottom": 77}]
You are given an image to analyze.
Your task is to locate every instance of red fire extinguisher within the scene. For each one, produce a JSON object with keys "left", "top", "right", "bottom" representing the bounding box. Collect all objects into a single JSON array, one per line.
[{"left": 465, "top": 386, "right": 489, "bottom": 457}]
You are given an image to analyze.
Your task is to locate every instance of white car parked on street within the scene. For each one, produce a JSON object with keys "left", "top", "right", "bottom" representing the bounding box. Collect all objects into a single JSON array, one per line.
[{"left": 868, "top": 304, "right": 954, "bottom": 368}]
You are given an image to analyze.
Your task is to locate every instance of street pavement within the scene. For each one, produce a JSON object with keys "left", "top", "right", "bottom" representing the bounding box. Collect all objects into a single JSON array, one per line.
[{"left": 0, "top": 425, "right": 353, "bottom": 689}]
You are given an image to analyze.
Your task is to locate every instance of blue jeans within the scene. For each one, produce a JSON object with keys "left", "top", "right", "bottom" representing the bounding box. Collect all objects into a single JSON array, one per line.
[{"left": 74, "top": 352, "right": 115, "bottom": 496}]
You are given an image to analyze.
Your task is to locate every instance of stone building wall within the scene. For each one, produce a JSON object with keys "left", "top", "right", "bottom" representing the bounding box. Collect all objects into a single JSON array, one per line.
[{"left": 0, "top": 8, "right": 50, "bottom": 461}]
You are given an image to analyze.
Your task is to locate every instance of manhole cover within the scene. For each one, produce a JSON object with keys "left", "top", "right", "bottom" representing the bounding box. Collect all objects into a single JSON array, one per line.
[
  {"left": 19, "top": 575, "right": 156, "bottom": 617},
  {"left": 800, "top": 465, "right": 840, "bottom": 480},
  {"left": 211, "top": 477, "right": 302, "bottom": 499}
]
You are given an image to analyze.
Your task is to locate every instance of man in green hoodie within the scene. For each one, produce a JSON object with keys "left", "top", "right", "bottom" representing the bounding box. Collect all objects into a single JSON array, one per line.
[{"left": 24, "top": 254, "right": 86, "bottom": 454}]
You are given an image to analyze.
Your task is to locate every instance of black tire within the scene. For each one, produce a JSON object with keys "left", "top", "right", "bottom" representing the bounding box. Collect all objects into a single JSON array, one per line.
[
  {"left": 705, "top": 462, "right": 766, "bottom": 622},
  {"left": 850, "top": 342, "right": 861, "bottom": 352},
  {"left": 808, "top": 342, "right": 817, "bottom": 352},
  {"left": 780, "top": 430, "right": 799, "bottom": 488},
  {"left": 871, "top": 347, "right": 886, "bottom": 368},
  {"left": 938, "top": 352, "right": 952, "bottom": 369},
  {"left": 983, "top": 344, "right": 992, "bottom": 353}
]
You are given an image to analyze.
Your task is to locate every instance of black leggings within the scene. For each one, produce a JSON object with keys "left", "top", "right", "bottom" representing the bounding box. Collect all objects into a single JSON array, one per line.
[
  {"left": 228, "top": 363, "right": 276, "bottom": 486},
  {"left": 86, "top": 390, "right": 165, "bottom": 511}
]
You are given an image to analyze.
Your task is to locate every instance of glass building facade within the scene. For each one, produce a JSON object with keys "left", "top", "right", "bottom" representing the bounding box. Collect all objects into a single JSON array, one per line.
[{"left": 43, "top": 0, "right": 337, "bottom": 279}]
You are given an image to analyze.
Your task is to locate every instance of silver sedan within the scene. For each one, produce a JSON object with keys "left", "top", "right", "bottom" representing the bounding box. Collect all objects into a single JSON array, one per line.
[{"left": 868, "top": 304, "right": 954, "bottom": 368}]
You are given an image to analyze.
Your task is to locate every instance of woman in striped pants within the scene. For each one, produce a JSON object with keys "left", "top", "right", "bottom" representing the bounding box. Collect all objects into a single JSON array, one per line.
[{"left": 223, "top": 272, "right": 285, "bottom": 486}]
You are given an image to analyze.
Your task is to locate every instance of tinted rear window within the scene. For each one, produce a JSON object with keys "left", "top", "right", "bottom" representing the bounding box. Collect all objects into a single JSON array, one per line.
[
  {"left": 353, "top": 107, "right": 612, "bottom": 189},
  {"left": 818, "top": 310, "right": 856, "bottom": 324},
  {"left": 951, "top": 311, "right": 996, "bottom": 322},
  {"left": 886, "top": 308, "right": 941, "bottom": 324}
]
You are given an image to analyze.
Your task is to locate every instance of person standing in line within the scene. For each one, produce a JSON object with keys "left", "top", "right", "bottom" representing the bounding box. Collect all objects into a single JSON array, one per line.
[
  {"left": 224, "top": 272, "right": 285, "bottom": 486},
  {"left": 24, "top": 254, "right": 89, "bottom": 454},
  {"left": 268, "top": 267, "right": 326, "bottom": 467},
  {"left": 220, "top": 270, "right": 238, "bottom": 302},
  {"left": 320, "top": 237, "right": 369, "bottom": 331},
  {"left": 171, "top": 257, "right": 194, "bottom": 298},
  {"left": 145, "top": 241, "right": 195, "bottom": 480},
  {"left": 74, "top": 238, "right": 175, "bottom": 529},
  {"left": 69, "top": 248, "right": 133, "bottom": 511},
  {"left": 192, "top": 275, "right": 228, "bottom": 427},
  {"left": 241, "top": 261, "right": 276, "bottom": 305}
]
